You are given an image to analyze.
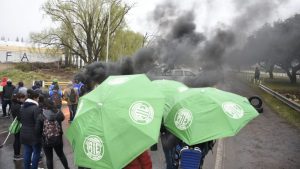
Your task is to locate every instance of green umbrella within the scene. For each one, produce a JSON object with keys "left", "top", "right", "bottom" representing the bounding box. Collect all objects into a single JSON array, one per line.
[
  {"left": 151, "top": 80, "right": 188, "bottom": 117},
  {"left": 66, "top": 74, "right": 165, "bottom": 169},
  {"left": 164, "top": 87, "right": 259, "bottom": 145}
]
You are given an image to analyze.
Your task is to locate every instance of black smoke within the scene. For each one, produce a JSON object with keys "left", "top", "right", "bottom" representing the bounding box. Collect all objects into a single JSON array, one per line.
[{"left": 75, "top": 0, "right": 294, "bottom": 90}]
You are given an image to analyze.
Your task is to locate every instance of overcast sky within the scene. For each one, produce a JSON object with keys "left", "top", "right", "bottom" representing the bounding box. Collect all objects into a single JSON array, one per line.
[{"left": 0, "top": 0, "right": 300, "bottom": 41}]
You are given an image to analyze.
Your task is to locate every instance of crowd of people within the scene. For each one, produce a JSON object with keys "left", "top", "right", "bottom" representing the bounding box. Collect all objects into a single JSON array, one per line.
[
  {"left": 0, "top": 78, "right": 82, "bottom": 169},
  {"left": 0, "top": 77, "right": 214, "bottom": 169}
]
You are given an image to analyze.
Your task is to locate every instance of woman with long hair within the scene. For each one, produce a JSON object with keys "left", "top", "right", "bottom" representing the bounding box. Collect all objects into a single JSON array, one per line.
[{"left": 36, "top": 98, "right": 70, "bottom": 169}]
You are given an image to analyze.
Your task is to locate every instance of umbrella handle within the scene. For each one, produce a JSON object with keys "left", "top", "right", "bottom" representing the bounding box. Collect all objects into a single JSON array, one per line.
[{"left": 0, "top": 132, "right": 11, "bottom": 148}]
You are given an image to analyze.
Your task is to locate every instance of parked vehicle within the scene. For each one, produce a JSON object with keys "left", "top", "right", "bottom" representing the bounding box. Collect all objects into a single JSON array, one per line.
[{"left": 147, "top": 68, "right": 198, "bottom": 81}]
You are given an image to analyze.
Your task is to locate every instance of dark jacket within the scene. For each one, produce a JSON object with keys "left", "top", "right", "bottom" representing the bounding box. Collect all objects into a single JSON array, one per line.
[
  {"left": 2, "top": 84, "right": 15, "bottom": 100},
  {"left": 20, "top": 100, "right": 42, "bottom": 145},
  {"left": 36, "top": 109, "right": 65, "bottom": 145},
  {"left": 11, "top": 100, "right": 22, "bottom": 121}
]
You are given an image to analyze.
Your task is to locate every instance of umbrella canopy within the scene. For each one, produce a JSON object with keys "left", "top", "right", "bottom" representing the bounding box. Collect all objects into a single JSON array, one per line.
[
  {"left": 164, "top": 87, "right": 259, "bottom": 145},
  {"left": 151, "top": 80, "right": 188, "bottom": 117},
  {"left": 66, "top": 74, "right": 165, "bottom": 169}
]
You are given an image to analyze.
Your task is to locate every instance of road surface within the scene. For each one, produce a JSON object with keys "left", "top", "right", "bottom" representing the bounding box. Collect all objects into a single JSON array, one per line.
[{"left": 0, "top": 74, "right": 299, "bottom": 168}]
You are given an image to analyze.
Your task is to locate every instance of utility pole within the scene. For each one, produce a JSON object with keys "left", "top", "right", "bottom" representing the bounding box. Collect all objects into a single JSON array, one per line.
[{"left": 106, "top": 2, "right": 111, "bottom": 63}]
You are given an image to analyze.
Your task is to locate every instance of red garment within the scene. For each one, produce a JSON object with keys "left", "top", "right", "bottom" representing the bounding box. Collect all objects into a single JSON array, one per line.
[
  {"left": 0, "top": 77, "right": 8, "bottom": 87},
  {"left": 124, "top": 151, "right": 152, "bottom": 169}
]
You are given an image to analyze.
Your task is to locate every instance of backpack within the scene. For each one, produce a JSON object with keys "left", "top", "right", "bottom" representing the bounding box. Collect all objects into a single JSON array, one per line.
[
  {"left": 179, "top": 146, "right": 202, "bottom": 169},
  {"left": 42, "top": 116, "right": 62, "bottom": 146},
  {"left": 50, "top": 90, "right": 62, "bottom": 107},
  {"left": 173, "top": 140, "right": 216, "bottom": 168},
  {"left": 69, "top": 88, "right": 77, "bottom": 104}
]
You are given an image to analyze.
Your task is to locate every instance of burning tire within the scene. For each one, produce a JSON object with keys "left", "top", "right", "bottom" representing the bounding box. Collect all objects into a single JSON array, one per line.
[{"left": 248, "top": 96, "right": 263, "bottom": 113}]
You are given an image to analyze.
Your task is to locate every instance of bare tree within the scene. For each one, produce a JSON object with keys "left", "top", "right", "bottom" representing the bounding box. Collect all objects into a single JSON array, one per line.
[{"left": 31, "top": 0, "right": 131, "bottom": 64}]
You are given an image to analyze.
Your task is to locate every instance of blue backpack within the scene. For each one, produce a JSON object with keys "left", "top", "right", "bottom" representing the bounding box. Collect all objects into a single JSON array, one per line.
[{"left": 179, "top": 146, "right": 203, "bottom": 169}]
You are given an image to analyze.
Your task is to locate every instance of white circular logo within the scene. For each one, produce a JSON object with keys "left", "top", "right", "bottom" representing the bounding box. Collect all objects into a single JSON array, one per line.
[
  {"left": 174, "top": 108, "right": 193, "bottom": 130},
  {"left": 83, "top": 135, "right": 104, "bottom": 161},
  {"left": 222, "top": 102, "right": 244, "bottom": 119},
  {"left": 107, "top": 77, "right": 129, "bottom": 85},
  {"left": 178, "top": 86, "right": 188, "bottom": 92},
  {"left": 129, "top": 101, "right": 154, "bottom": 124}
]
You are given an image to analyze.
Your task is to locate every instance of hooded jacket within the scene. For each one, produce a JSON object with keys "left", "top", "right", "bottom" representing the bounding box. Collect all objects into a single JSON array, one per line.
[
  {"left": 2, "top": 82, "right": 15, "bottom": 100},
  {"left": 11, "top": 99, "right": 22, "bottom": 120},
  {"left": 20, "top": 99, "right": 42, "bottom": 145}
]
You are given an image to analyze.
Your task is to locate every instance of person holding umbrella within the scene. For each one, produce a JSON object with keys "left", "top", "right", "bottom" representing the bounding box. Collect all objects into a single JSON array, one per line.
[
  {"left": 124, "top": 150, "right": 152, "bottom": 169},
  {"left": 66, "top": 74, "right": 165, "bottom": 169}
]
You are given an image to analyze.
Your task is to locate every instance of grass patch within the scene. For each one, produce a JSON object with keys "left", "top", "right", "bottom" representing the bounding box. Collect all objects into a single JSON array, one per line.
[
  {"left": 262, "top": 77, "right": 300, "bottom": 91},
  {"left": 0, "top": 68, "right": 61, "bottom": 88},
  {"left": 237, "top": 72, "right": 300, "bottom": 129},
  {"left": 253, "top": 85, "right": 300, "bottom": 129},
  {"left": 262, "top": 77, "right": 300, "bottom": 104}
]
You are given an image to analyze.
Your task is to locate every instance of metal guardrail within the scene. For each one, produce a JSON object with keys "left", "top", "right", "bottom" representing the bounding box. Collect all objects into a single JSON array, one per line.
[
  {"left": 259, "top": 84, "right": 300, "bottom": 112},
  {"left": 32, "top": 81, "right": 70, "bottom": 88},
  {"left": 43, "top": 81, "right": 69, "bottom": 87}
]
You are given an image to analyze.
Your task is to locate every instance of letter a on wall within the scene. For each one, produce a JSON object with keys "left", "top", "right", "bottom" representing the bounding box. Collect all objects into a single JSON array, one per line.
[{"left": 21, "top": 53, "right": 29, "bottom": 62}]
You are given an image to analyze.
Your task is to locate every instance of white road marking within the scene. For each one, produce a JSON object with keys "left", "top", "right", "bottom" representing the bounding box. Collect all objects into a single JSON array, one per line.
[
  {"left": 0, "top": 131, "right": 8, "bottom": 135},
  {"left": 214, "top": 139, "right": 224, "bottom": 169}
]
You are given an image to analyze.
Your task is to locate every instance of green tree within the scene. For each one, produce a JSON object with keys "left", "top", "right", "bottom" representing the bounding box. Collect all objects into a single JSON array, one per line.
[
  {"left": 31, "top": 0, "right": 131, "bottom": 64},
  {"left": 110, "top": 30, "right": 144, "bottom": 61},
  {"left": 233, "top": 15, "right": 300, "bottom": 83}
]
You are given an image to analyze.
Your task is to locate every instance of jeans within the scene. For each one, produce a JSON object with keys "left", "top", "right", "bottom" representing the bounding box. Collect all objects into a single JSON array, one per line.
[
  {"left": 43, "top": 144, "right": 69, "bottom": 169},
  {"left": 163, "top": 147, "right": 177, "bottom": 169},
  {"left": 23, "top": 144, "right": 42, "bottom": 169},
  {"left": 1, "top": 99, "right": 11, "bottom": 116},
  {"left": 68, "top": 104, "right": 77, "bottom": 121},
  {"left": 13, "top": 132, "right": 21, "bottom": 155}
]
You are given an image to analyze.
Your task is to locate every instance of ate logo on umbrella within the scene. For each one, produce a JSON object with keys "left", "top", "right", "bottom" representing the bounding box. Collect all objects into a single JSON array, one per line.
[
  {"left": 129, "top": 101, "right": 154, "bottom": 124},
  {"left": 178, "top": 86, "right": 188, "bottom": 92},
  {"left": 107, "top": 77, "right": 129, "bottom": 85},
  {"left": 222, "top": 102, "right": 245, "bottom": 119},
  {"left": 174, "top": 108, "right": 193, "bottom": 130},
  {"left": 83, "top": 135, "right": 104, "bottom": 161}
]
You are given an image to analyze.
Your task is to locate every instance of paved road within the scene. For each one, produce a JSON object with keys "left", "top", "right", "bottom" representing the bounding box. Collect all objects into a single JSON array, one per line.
[
  {"left": 218, "top": 73, "right": 300, "bottom": 169},
  {"left": 0, "top": 74, "right": 299, "bottom": 169}
]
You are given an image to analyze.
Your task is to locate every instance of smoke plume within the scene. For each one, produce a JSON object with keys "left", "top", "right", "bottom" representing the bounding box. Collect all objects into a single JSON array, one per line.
[{"left": 75, "top": 0, "right": 295, "bottom": 91}]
